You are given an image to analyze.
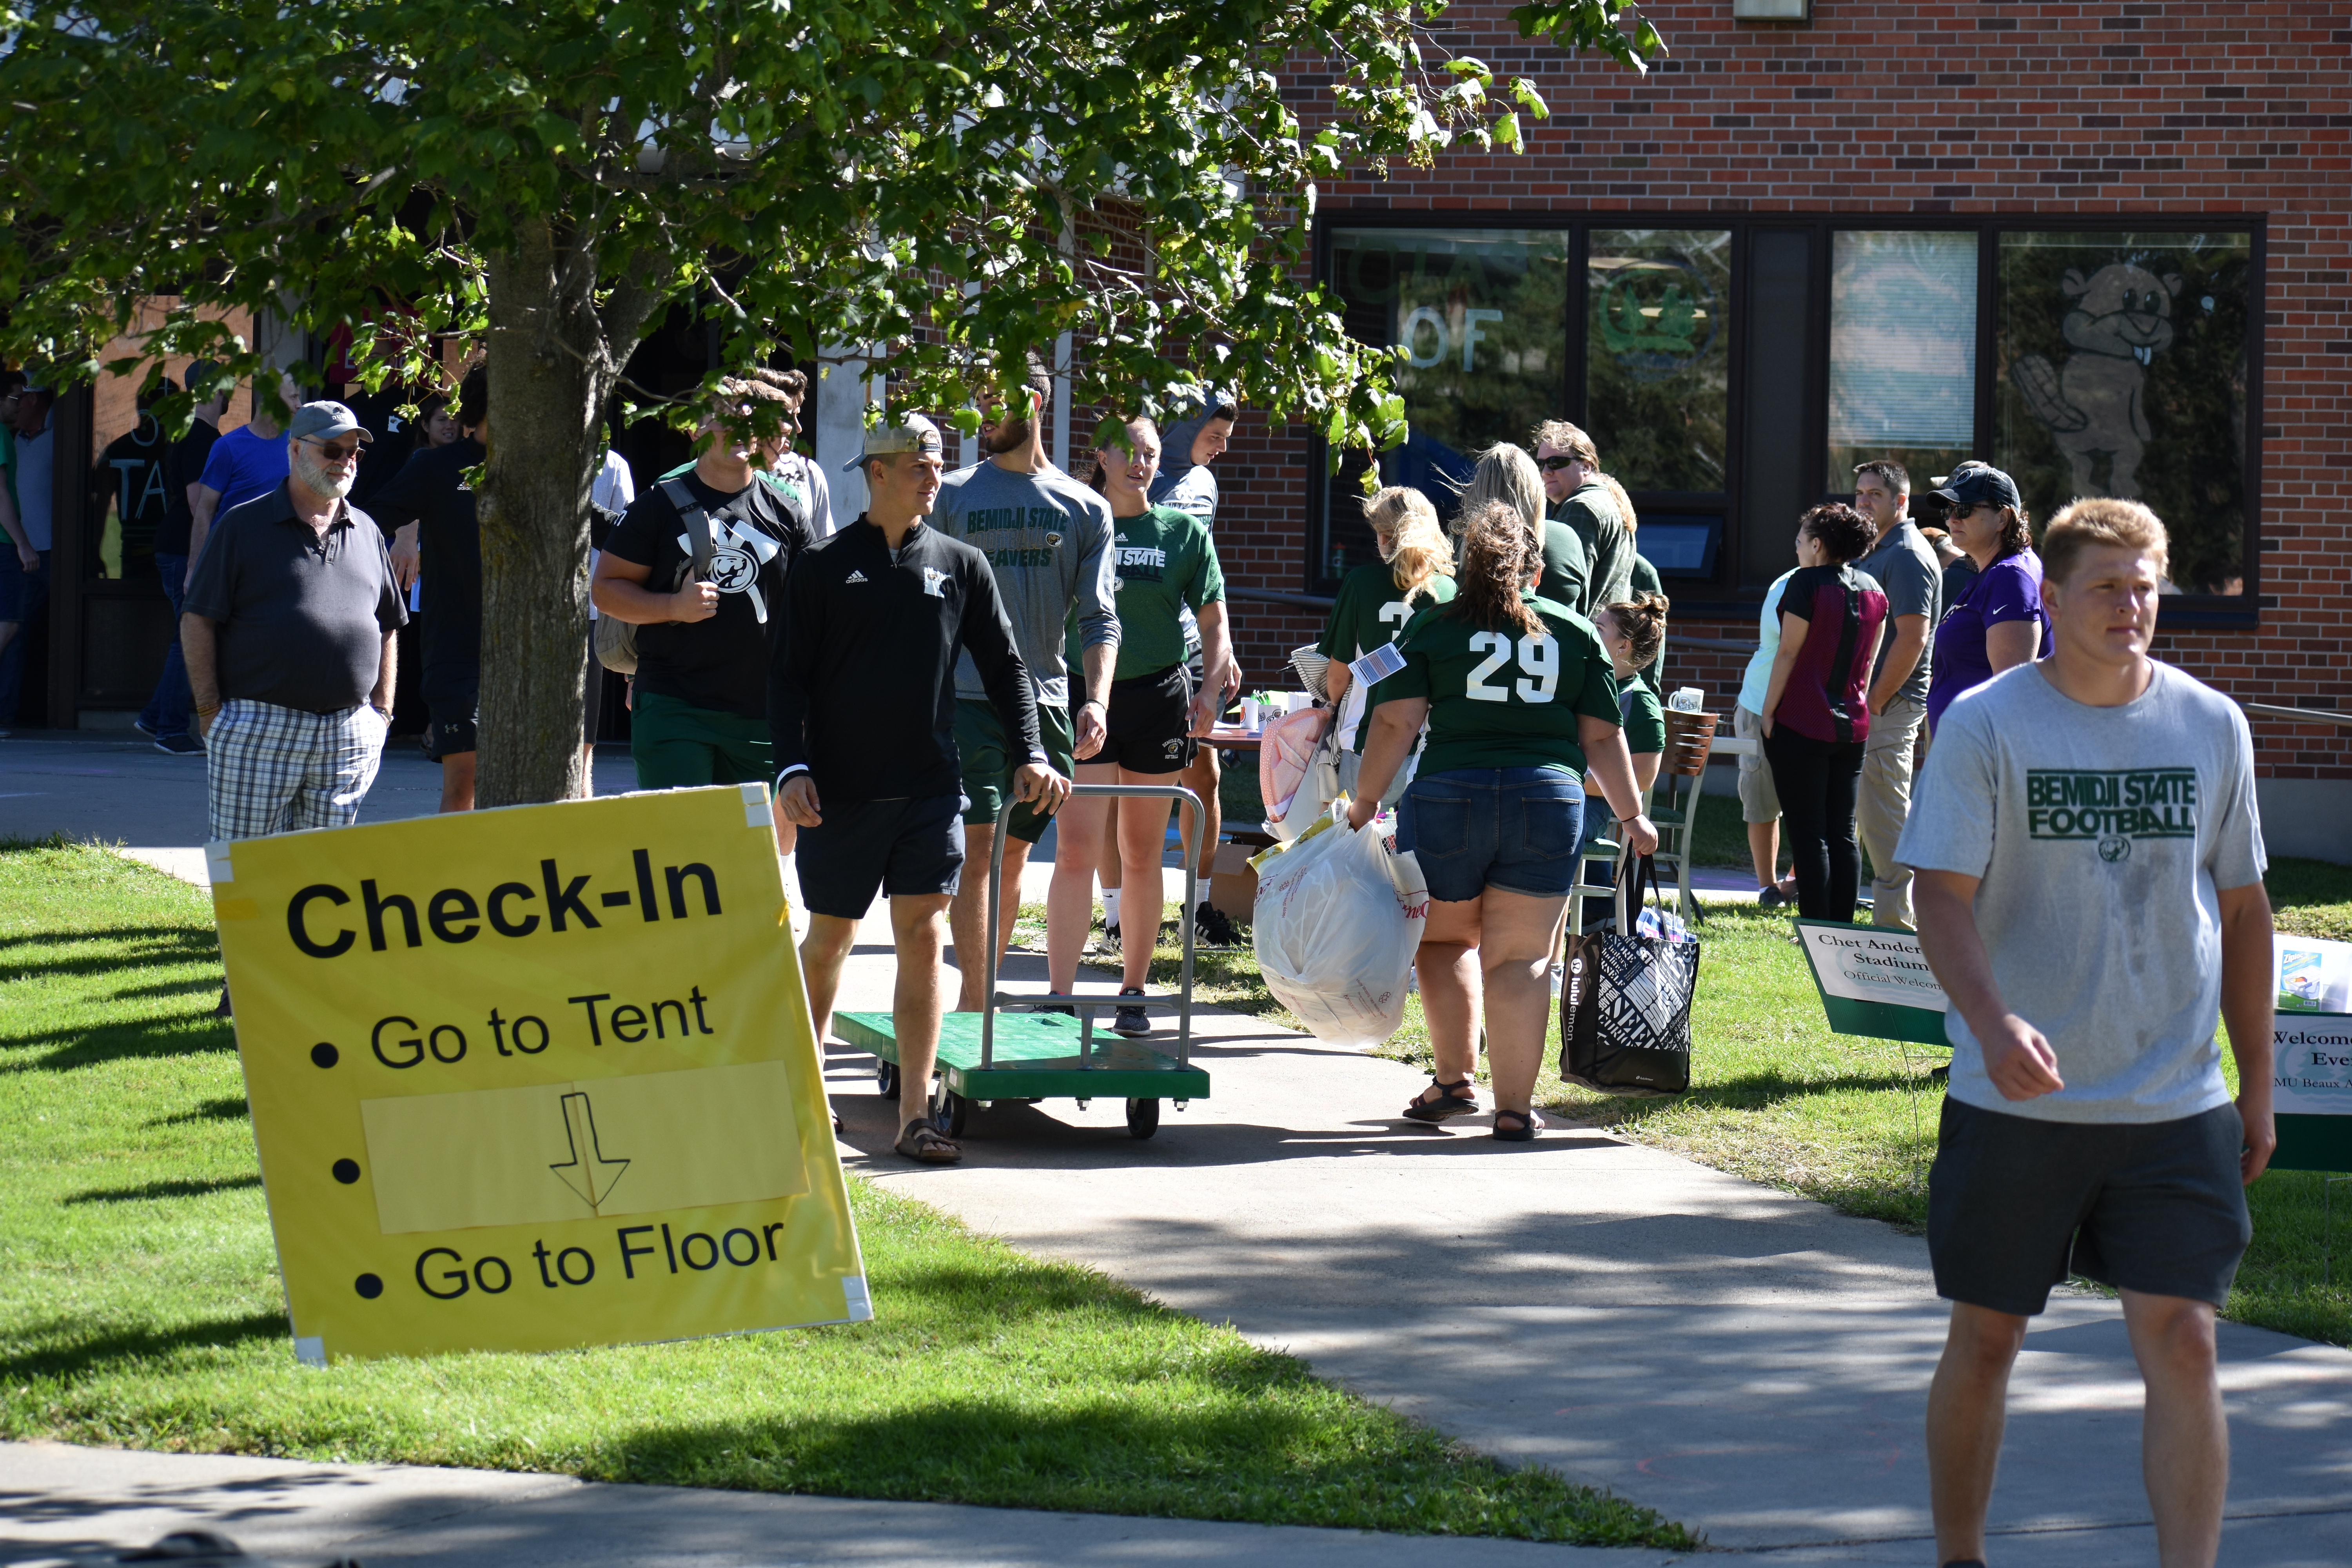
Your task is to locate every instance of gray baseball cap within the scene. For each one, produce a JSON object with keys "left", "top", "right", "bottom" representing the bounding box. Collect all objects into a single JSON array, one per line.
[
  {"left": 842, "top": 412, "right": 943, "bottom": 472},
  {"left": 286, "top": 400, "right": 374, "bottom": 445}
]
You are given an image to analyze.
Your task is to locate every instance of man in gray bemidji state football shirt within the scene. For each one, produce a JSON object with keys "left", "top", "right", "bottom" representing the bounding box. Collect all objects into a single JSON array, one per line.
[
  {"left": 1897, "top": 497, "right": 2273, "bottom": 1568},
  {"left": 931, "top": 356, "right": 1119, "bottom": 1013}
]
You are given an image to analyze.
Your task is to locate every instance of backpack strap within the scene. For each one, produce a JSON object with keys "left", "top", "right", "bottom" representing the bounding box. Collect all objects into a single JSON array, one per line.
[{"left": 656, "top": 477, "right": 717, "bottom": 589}]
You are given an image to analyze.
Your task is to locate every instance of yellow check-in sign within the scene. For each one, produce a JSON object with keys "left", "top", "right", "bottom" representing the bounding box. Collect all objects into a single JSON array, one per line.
[{"left": 210, "top": 784, "right": 864, "bottom": 1363}]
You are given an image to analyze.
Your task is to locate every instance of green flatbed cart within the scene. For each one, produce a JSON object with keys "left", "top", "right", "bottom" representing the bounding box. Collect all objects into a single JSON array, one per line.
[{"left": 835, "top": 784, "right": 1210, "bottom": 1141}]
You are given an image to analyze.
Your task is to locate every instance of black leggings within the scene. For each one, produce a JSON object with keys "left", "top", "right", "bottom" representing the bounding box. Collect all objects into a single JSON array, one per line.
[{"left": 1763, "top": 726, "right": 1867, "bottom": 922}]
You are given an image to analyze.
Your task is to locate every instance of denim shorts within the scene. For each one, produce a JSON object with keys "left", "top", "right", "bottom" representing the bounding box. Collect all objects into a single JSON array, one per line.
[{"left": 1397, "top": 767, "right": 1587, "bottom": 903}]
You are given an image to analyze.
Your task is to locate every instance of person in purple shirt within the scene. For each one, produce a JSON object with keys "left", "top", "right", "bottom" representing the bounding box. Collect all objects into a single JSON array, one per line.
[{"left": 1926, "top": 462, "right": 2053, "bottom": 735}]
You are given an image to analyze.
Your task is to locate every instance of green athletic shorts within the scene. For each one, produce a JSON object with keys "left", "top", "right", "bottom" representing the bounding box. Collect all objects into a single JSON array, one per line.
[
  {"left": 630, "top": 691, "right": 773, "bottom": 790},
  {"left": 955, "top": 698, "right": 1073, "bottom": 843}
]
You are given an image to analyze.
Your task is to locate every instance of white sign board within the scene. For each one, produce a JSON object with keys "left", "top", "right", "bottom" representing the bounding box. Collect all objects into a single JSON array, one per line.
[
  {"left": 1798, "top": 925, "right": 1949, "bottom": 1013},
  {"left": 2273, "top": 1016, "right": 2352, "bottom": 1115}
]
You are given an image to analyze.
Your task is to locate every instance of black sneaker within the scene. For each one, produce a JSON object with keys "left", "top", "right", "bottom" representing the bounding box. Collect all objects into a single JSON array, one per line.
[
  {"left": 1193, "top": 901, "right": 1241, "bottom": 949},
  {"left": 133, "top": 716, "right": 161, "bottom": 738},
  {"left": 1756, "top": 884, "right": 1790, "bottom": 909},
  {"left": 155, "top": 732, "right": 204, "bottom": 756},
  {"left": 1111, "top": 987, "right": 1151, "bottom": 1038},
  {"left": 1040, "top": 993, "right": 1077, "bottom": 1018},
  {"left": 1093, "top": 921, "right": 1122, "bottom": 956}
]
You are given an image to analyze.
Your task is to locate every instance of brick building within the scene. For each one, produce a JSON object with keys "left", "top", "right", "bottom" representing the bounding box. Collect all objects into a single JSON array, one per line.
[{"left": 1211, "top": 0, "right": 2352, "bottom": 857}]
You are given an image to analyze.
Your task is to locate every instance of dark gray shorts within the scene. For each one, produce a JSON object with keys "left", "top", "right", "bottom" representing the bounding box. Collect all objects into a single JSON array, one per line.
[{"left": 1928, "top": 1096, "right": 2251, "bottom": 1316}]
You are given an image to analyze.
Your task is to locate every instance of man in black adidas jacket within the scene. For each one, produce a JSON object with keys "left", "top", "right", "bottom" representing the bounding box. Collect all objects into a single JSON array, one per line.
[{"left": 770, "top": 413, "right": 1068, "bottom": 1164}]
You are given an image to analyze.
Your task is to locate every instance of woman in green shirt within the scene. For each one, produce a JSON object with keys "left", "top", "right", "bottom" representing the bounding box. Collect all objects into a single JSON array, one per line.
[
  {"left": 1318, "top": 486, "right": 1455, "bottom": 806},
  {"left": 1348, "top": 501, "right": 1659, "bottom": 1141},
  {"left": 1048, "top": 416, "right": 1237, "bottom": 1038}
]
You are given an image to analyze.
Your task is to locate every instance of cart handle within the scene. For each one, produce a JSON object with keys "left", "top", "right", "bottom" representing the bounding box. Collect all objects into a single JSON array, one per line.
[{"left": 984, "top": 783, "right": 1203, "bottom": 1073}]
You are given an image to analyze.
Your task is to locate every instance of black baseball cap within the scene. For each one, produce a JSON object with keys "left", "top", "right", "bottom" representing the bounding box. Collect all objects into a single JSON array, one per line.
[{"left": 1928, "top": 461, "right": 2020, "bottom": 512}]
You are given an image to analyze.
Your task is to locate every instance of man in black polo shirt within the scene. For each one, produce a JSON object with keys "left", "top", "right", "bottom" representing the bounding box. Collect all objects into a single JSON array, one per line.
[
  {"left": 770, "top": 414, "right": 1066, "bottom": 1165},
  {"left": 370, "top": 367, "right": 486, "bottom": 811},
  {"left": 183, "top": 401, "right": 406, "bottom": 842}
]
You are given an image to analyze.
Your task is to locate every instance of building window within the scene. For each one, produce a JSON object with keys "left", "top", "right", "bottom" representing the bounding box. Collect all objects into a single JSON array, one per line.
[
  {"left": 1323, "top": 228, "right": 1570, "bottom": 579},
  {"left": 1312, "top": 216, "right": 2261, "bottom": 615},
  {"left": 1587, "top": 228, "right": 1731, "bottom": 495},
  {"left": 1827, "top": 230, "right": 1977, "bottom": 495},
  {"left": 1994, "top": 230, "right": 2254, "bottom": 596}
]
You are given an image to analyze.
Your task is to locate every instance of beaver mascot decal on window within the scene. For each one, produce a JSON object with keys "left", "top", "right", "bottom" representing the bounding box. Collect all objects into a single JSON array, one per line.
[{"left": 2009, "top": 261, "right": 2184, "bottom": 499}]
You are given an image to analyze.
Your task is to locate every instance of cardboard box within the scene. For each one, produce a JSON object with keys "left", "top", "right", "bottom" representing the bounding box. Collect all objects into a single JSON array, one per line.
[{"left": 1209, "top": 841, "right": 1258, "bottom": 920}]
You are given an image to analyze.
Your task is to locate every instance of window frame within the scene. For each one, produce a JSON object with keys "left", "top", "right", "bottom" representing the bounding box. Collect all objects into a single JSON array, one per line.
[{"left": 1308, "top": 211, "right": 2266, "bottom": 627}]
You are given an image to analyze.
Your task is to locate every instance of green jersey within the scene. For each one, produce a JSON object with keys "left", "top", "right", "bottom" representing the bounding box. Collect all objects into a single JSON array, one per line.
[
  {"left": 1615, "top": 669, "right": 1666, "bottom": 760},
  {"left": 1553, "top": 479, "right": 1633, "bottom": 617},
  {"left": 1371, "top": 592, "right": 1621, "bottom": 777},
  {"left": 1538, "top": 519, "right": 1588, "bottom": 615},
  {"left": 1062, "top": 505, "right": 1222, "bottom": 682},
  {"left": 1317, "top": 562, "right": 1456, "bottom": 750}
]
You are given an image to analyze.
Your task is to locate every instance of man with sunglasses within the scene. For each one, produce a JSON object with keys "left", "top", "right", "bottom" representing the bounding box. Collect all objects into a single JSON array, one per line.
[
  {"left": 1530, "top": 420, "right": 1633, "bottom": 618},
  {"left": 182, "top": 401, "right": 406, "bottom": 857}
]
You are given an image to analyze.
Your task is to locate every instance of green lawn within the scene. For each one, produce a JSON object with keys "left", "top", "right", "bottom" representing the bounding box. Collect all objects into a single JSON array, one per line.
[
  {"left": 1073, "top": 863, "right": 2352, "bottom": 1350},
  {"left": 0, "top": 839, "right": 1686, "bottom": 1548}
]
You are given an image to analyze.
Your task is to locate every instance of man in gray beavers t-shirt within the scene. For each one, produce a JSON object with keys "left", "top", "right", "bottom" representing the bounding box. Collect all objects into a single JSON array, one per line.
[
  {"left": 1851, "top": 460, "right": 1942, "bottom": 930},
  {"left": 932, "top": 358, "right": 1119, "bottom": 1011},
  {"left": 1898, "top": 497, "right": 2272, "bottom": 1568}
]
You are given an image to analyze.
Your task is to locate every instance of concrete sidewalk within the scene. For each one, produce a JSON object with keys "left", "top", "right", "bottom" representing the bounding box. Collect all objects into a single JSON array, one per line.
[
  {"left": 826, "top": 934, "right": 2352, "bottom": 1564},
  {"left": 0, "top": 1441, "right": 1691, "bottom": 1567}
]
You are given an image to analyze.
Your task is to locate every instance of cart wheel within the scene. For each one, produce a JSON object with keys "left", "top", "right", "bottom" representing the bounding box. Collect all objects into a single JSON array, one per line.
[
  {"left": 934, "top": 1089, "right": 969, "bottom": 1138},
  {"left": 1125, "top": 1098, "right": 1160, "bottom": 1140},
  {"left": 876, "top": 1060, "right": 899, "bottom": 1098}
]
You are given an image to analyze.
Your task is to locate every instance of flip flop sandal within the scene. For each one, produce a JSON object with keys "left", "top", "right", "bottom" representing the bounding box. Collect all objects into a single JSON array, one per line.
[
  {"left": 894, "top": 1120, "right": 963, "bottom": 1165},
  {"left": 1492, "top": 1108, "right": 1542, "bottom": 1142},
  {"left": 1403, "top": 1076, "right": 1480, "bottom": 1123}
]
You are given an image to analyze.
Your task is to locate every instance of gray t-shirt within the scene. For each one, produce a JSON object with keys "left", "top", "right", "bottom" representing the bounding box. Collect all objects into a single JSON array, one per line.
[
  {"left": 933, "top": 460, "right": 1118, "bottom": 708},
  {"left": 1854, "top": 518, "right": 1942, "bottom": 706},
  {"left": 1896, "top": 661, "right": 2265, "bottom": 1125}
]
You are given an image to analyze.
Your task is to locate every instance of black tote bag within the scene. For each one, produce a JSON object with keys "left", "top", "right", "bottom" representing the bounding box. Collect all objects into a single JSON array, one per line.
[{"left": 1560, "top": 853, "right": 1699, "bottom": 1097}]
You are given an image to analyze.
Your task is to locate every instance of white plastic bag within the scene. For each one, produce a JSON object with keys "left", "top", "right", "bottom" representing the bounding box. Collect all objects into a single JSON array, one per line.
[
  {"left": 1259, "top": 707, "right": 1340, "bottom": 841},
  {"left": 1251, "top": 797, "right": 1430, "bottom": 1046}
]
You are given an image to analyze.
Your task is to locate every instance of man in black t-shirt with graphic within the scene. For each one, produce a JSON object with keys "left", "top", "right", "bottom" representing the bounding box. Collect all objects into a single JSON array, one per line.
[
  {"left": 594, "top": 376, "right": 814, "bottom": 793},
  {"left": 770, "top": 414, "right": 1066, "bottom": 1165},
  {"left": 370, "top": 367, "right": 489, "bottom": 811}
]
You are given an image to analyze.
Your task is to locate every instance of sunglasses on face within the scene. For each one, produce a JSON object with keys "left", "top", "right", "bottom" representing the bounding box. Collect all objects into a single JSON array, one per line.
[
  {"left": 302, "top": 437, "right": 365, "bottom": 461},
  {"left": 1537, "top": 454, "right": 1581, "bottom": 472}
]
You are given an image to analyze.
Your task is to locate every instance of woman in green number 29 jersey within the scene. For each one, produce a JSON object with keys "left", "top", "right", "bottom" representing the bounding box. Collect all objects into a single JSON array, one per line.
[
  {"left": 1348, "top": 500, "right": 1659, "bottom": 1142},
  {"left": 1318, "top": 485, "right": 1456, "bottom": 808}
]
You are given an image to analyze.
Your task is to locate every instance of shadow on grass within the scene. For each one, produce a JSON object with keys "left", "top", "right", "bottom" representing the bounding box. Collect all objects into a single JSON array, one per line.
[
  {"left": 62, "top": 1174, "right": 262, "bottom": 1206},
  {"left": 2, "top": 1014, "right": 235, "bottom": 1074},
  {"left": 585, "top": 1400, "right": 1691, "bottom": 1548},
  {"left": 149, "top": 1096, "right": 250, "bottom": 1126},
  {"left": 0, "top": 924, "right": 220, "bottom": 969},
  {"left": 1, "top": 1310, "right": 288, "bottom": 1384}
]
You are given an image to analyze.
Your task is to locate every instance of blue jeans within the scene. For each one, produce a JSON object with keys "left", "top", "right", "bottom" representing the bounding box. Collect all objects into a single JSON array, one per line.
[
  {"left": 0, "top": 548, "right": 51, "bottom": 728},
  {"left": 141, "top": 552, "right": 193, "bottom": 738},
  {"left": 1396, "top": 766, "right": 1587, "bottom": 903}
]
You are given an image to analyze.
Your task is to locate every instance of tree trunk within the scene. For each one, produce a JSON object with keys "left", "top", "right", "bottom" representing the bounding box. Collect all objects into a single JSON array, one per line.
[{"left": 474, "top": 216, "right": 657, "bottom": 807}]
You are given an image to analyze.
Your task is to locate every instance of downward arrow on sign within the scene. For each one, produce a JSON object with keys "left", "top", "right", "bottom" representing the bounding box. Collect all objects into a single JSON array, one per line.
[{"left": 548, "top": 1091, "right": 631, "bottom": 1207}]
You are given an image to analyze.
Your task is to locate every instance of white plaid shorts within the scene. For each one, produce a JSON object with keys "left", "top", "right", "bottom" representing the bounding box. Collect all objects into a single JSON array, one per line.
[{"left": 205, "top": 699, "right": 389, "bottom": 841}]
